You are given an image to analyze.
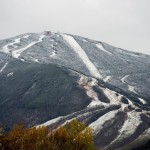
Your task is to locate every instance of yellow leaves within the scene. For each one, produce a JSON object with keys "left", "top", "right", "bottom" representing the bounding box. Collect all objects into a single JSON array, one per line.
[
  {"left": 52, "top": 119, "right": 95, "bottom": 150},
  {"left": 0, "top": 119, "right": 96, "bottom": 150}
]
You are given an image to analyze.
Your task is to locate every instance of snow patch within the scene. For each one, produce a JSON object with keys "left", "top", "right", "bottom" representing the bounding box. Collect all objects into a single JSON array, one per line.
[
  {"left": 96, "top": 43, "right": 112, "bottom": 55},
  {"left": 50, "top": 39, "right": 54, "bottom": 42},
  {"left": 50, "top": 50, "right": 56, "bottom": 57},
  {"left": 62, "top": 118, "right": 76, "bottom": 126},
  {"left": 51, "top": 44, "right": 54, "bottom": 48},
  {"left": 121, "top": 75, "right": 137, "bottom": 93},
  {"left": 2, "top": 38, "right": 21, "bottom": 53},
  {"left": 138, "top": 98, "right": 147, "bottom": 104},
  {"left": 62, "top": 34, "right": 102, "bottom": 79},
  {"left": 0, "top": 62, "right": 8, "bottom": 73},
  {"left": 23, "top": 34, "right": 30, "bottom": 39},
  {"left": 128, "top": 84, "right": 137, "bottom": 94},
  {"left": 38, "top": 116, "right": 63, "bottom": 127},
  {"left": 7, "top": 72, "right": 13, "bottom": 77},
  {"left": 121, "top": 75, "right": 130, "bottom": 84},
  {"left": 33, "top": 59, "right": 39, "bottom": 63},
  {"left": 20, "top": 59, "right": 25, "bottom": 62},
  {"left": 83, "top": 39, "right": 88, "bottom": 42},
  {"left": 104, "top": 76, "right": 111, "bottom": 82}
]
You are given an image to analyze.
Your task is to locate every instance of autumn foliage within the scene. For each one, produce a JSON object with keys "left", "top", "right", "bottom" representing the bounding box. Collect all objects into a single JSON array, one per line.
[{"left": 0, "top": 119, "right": 95, "bottom": 150}]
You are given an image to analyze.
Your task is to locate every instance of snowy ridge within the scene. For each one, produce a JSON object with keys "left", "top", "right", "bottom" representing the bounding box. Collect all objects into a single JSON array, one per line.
[{"left": 62, "top": 34, "right": 102, "bottom": 79}]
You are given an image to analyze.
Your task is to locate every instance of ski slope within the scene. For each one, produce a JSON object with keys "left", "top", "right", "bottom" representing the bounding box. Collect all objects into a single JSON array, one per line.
[{"left": 62, "top": 34, "right": 102, "bottom": 79}]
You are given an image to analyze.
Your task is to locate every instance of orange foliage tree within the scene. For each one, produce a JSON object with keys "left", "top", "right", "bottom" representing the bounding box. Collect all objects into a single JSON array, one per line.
[{"left": 0, "top": 119, "right": 96, "bottom": 150}]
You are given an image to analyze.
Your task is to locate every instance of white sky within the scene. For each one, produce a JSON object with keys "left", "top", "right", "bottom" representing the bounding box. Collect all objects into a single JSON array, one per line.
[{"left": 0, "top": 0, "right": 150, "bottom": 54}]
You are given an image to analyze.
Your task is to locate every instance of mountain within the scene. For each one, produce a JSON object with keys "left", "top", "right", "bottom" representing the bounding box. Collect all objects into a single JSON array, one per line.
[{"left": 0, "top": 31, "right": 150, "bottom": 150}]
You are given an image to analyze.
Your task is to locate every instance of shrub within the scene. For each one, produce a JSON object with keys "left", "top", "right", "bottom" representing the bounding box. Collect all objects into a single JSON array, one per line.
[{"left": 0, "top": 119, "right": 96, "bottom": 150}]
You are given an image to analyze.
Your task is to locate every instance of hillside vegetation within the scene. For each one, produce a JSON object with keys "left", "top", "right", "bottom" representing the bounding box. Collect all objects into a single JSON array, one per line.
[{"left": 0, "top": 119, "right": 96, "bottom": 150}]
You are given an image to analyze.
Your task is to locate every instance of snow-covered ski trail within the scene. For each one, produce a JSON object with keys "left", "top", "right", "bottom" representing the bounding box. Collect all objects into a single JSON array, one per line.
[
  {"left": 12, "top": 34, "right": 45, "bottom": 58},
  {"left": 62, "top": 34, "right": 102, "bottom": 79},
  {"left": 0, "top": 62, "right": 8, "bottom": 73}
]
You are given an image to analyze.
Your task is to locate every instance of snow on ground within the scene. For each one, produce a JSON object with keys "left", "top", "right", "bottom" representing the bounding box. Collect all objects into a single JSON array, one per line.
[
  {"left": 62, "top": 34, "right": 102, "bottom": 79},
  {"left": 12, "top": 34, "right": 45, "bottom": 58},
  {"left": 12, "top": 42, "right": 36, "bottom": 58},
  {"left": 138, "top": 98, "right": 147, "bottom": 104},
  {"left": 33, "top": 58, "right": 39, "bottom": 63},
  {"left": 103, "top": 88, "right": 122, "bottom": 105},
  {"left": 50, "top": 39, "right": 54, "bottom": 42},
  {"left": 121, "top": 75, "right": 130, "bottom": 84},
  {"left": 118, "top": 128, "right": 150, "bottom": 150},
  {"left": 23, "top": 34, "right": 30, "bottom": 39},
  {"left": 116, "top": 111, "right": 141, "bottom": 141},
  {"left": 0, "top": 62, "right": 8, "bottom": 73},
  {"left": 102, "top": 88, "right": 137, "bottom": 110},
  {"left": 122, "top": 51, "right": 140, "bottom": 57},
  {"left": 105, "top": 111, "right": 142, "bottom": 149},
  {"left": 20, "top": 59, "right": 25, "bottom": 62},
  {"left": 78, "top": 75, "right": 106, "bottom": 108},
  {"left": 104, "top": 76, "right": 111, "bottom": 82},
  {"left": 1, "top": 34, "right": 30, "bottom": 54},
  {"left": 62, "top": 118, "right": 76, "bottom": 126},
  {"left": 38, "top": 116, "right": 63, "bottom": 127},
  {"left": 51, "top": 44, "right": 54, "bottom": 48},
  {"left": 50, "top": 50, "right": 56, "bottom": 57},
  {"left": 7, "top": 72, "right": 13, "bottom": 77},
  {"left": 102, "top": 88, "right": 135, "bottom": 111},
  {"left": 128, "top": 84, "right": 137, "bottom": 94},
  {"left": 2, "top": 38, "right": 21, "bottom": 53},
  {"left": 96, "top": 43, "right": 112, "bottom": 55},
  {"left": 89, "top": 110, "right": 119, "bottom": 135},
  {"left": 129, "top": 53, "right": 139, "bottom": 57},
  {"left": 82, "top": 39, "right": 88, "bottom": 42},
  {"left": 121, "top": 75, "right": 137, "bottom": 93}
]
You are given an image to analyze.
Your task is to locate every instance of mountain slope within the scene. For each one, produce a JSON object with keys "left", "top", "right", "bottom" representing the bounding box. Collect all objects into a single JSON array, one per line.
[
  {"left": 0, "top": 32, "right": 150, "bottom": 100},
  {"left": 0, "top": 32, "right": 150, "bottom": 150}
]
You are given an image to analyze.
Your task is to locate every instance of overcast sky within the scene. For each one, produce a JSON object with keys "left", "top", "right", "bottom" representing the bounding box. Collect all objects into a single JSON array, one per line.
[{"left": 0, "top": 0, "right": 150, "bottom": 54}]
